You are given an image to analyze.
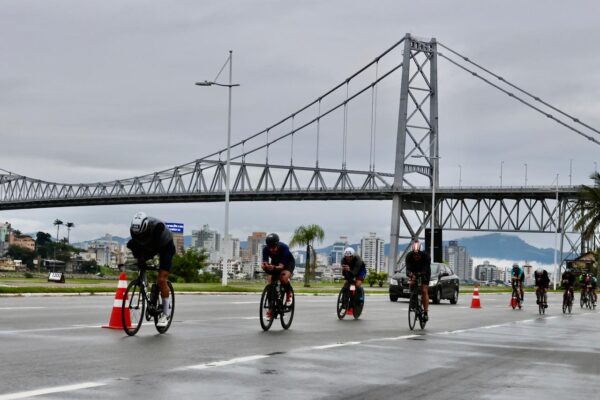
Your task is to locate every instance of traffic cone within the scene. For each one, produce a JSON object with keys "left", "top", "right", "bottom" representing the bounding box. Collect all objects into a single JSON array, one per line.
[
  {"left": 470, "top": 284, "right": 481, "bottom": 309},
  {"left": 102, "top": 272, "right": 131, "bottom": 329}
]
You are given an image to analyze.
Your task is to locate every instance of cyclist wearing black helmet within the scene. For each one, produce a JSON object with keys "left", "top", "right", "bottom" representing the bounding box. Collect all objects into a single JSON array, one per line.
[
  {"left": 126, "top": 212, "right": 176, "bottom": 328},
  {"left": 262, "top": 233, "right": 296, "bottom": 307}
]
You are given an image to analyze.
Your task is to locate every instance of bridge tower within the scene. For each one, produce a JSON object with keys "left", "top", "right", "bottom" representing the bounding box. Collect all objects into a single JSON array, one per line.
[{"left": 388, "top": 34, "right": 439, "bottom": 273}]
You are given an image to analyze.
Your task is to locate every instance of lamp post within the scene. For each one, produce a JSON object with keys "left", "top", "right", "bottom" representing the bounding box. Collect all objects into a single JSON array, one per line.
[
  {"left": 412, "top": 152, "right": 440, "bottom": 262},
  {"left": 195, "top": 50, "right": 240, "bottom": 286},
  {"left": 552, "top": 173, "right": 559, "bottom": 290},
  {"left": 523, "top": 163, "right": 528, "bottom": 187}
]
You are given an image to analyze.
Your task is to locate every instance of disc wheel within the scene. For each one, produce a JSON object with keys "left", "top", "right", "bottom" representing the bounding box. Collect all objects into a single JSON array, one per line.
[
  {"left": 259, "top": 285, "right": 275, "bottom": 331},
  {"left": 280, "top": 286, "right": 295, "bottom": 330},
  {"left": 336, "top": 288, "right": 348, "bottom": 320},
  {"left": 154, "top": 281, "right": 175, "bottom": 334},
  {"left": 353, "top": 290, "right": 364, "bottom": 320},
  {"left": 122, "top": 280, "right": 145, "bottom": 336}
]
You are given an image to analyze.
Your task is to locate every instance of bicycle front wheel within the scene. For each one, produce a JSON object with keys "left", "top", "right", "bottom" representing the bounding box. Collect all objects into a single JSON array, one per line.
[
  {"left": 259, "top": 285, "right": 275, "bottom": 331},
  {"left": 122, "top": 280, "right": 145, "bottom": 336},
  {"left": 408, "top": 293, "right": 417, "bottom": 330},
  {"left": 154, "top": 281, "right": 175, "bottom": 334},
  {"left": 280, "top": 286, "right": 295, "bottom": 330},
  {"left": 336, "top": 288, "right": 347, "bottom": 320}
]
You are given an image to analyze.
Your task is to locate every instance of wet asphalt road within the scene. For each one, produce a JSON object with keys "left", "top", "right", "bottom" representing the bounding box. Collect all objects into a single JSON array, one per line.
[{"left": 0, "top": 291, "right": 599, "bottom": 399}]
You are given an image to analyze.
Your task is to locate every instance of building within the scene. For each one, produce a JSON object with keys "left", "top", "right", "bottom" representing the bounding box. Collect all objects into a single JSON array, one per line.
[
  {"left": 221, "top": 235, "right": 241, "bottom": 260},
  {"left": 84, "top": 234, "right": 122, "bottom": 269},
  {"left": 329, "top": 236, "right": 349, "bottom": 266},
  {"left": 360, "top": 232, "right": 385, "bottom": 273},
  {"left": 0, "top": 222, "right": 10, "bottom": 256},
  {"left": 191, "top": 224, "right": 221, "bottom": 262},
  {"left": 166, "top": 222, "right": 185, "bottom": 255},
  {"left": 242, "top": 232, "right": 266, "bottom": 277},
  {"left": 10, "top": 234, "right": 36, "bottom": 252},
  {"left": 445, "top": 240, "right": 473, "bottom": 282},
  {"left": 475, "top": 260, "right": 498, "bottom": 282}
]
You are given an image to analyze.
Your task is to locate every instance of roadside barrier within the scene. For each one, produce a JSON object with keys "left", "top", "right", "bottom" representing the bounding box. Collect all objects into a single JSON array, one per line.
[
  {"left": 470, "top": 284, "right": 481, "bottom": 308},
  {"left": 102, "top": 272, "right": 131, "bottom": 330}
]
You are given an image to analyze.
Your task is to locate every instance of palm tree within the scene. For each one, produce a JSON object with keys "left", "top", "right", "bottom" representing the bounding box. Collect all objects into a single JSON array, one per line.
[
  {"left": 53, "top": 219, "right": 63, "bottom": 260},
  {"left": 65, "top": 222, "right": 75, "bottom": 243},
  {"left": 289, "top": 224, "right": 325, "bottom": 287},
  {"left": 575, "top": 172, "right": 600, "bottom": 255}
]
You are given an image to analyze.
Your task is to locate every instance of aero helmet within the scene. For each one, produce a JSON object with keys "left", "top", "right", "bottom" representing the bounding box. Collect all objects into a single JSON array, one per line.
[
  {"left": 411, "top": 239, "right": 421, "bottom": 252},
  {"left": 130, "top": 212, "right": 148, "bottom": 234},
  {"left": 265, "top": 233, "right": 280, "bottom": 247},
  {"left": 343, "top": 247, "right": 355, "bottom": 257}
]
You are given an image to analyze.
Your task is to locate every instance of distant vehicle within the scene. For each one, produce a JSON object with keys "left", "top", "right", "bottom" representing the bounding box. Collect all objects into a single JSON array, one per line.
[{"left": 389, "top": 262, "right": 459, "bottom": 304}]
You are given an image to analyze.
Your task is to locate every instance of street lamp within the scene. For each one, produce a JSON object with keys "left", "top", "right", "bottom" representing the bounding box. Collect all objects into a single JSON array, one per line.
[
  {"left": 195, "top": 50, "right": 240, "bottom": 286},
  {"left": 523, "top": 163, "right": 528, "bottom": 187},
  {"left": 412, "top": 152, "right": 440, "bottom": 262}
]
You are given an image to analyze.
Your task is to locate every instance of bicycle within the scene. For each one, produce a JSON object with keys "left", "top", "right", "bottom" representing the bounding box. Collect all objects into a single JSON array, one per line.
[
  {"left": 121, "top": 261, "right": 175, "bottom": 336},
  {"left": 510, "top": 281, "right": 522, "bottom": 310},
  {"left": 259, "top": 270, "right": 295, "bottom": 331},
  {"left": 580, "top": 287, "right": 591, "bottom": 309},
  {"left": 562, "top": 284, "right": 574, "bottom": 314},
  {"left": 535, "top": 287, "right": 546, "bottom": 315},
  {"left": 336, "top": 279, "right": 364, "bottom": 320},
  {"left": 408, "top": 273, "right": 427, "bottom": 330}
]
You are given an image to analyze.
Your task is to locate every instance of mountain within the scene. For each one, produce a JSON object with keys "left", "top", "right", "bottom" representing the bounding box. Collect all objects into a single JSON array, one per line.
[{"left": 313, "top": 233, "right": 556, "bottom": 264}]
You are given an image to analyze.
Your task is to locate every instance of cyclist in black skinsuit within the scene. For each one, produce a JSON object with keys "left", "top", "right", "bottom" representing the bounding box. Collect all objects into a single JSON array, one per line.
[
  {"left": 405, "top": 239, "right": 431, "bottom": 322},
  {"left": 261, "top": 233, "right": 295, "bottom": 311},
  {"left": 561, "top": 268, "right": 576, "bottom": 303},
  {"left": 126, "top": 212, "right": 175, "bottom": 328},
  {"left": 533, "top": 268, "right": 550, "bottom": 308}
]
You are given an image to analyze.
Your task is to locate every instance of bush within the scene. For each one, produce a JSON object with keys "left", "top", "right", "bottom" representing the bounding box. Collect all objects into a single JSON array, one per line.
[
  {"left": 377, "top": 272, "right": 389, "bottom": 287},
  {"left": 366, "top": 268, "right": 378, "bottom": 287},
  {"left": 24, "top": 272, "right": 34, "bottom": 279}
]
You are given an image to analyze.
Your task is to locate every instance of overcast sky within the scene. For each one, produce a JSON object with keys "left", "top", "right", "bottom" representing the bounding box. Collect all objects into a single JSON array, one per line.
[{"left": 1, "top": 1, "right": 600, "bottom": 253}]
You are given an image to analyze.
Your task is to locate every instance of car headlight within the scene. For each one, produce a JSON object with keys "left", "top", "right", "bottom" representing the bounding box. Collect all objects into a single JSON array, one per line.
[
  {"left": 429, "top": 279, "right": 438, "bottom": 287},
  {"left": 390, "top": 279, "right": 398, "bottom": 285}
]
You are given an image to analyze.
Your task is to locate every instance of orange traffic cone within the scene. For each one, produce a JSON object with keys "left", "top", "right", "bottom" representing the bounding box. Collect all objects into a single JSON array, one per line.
[
  {"left": 102, "top": 272, "right": 131, "bottom": 329},
  {"left": 470, "top": 284, "right": 481, "bottom": 309}
]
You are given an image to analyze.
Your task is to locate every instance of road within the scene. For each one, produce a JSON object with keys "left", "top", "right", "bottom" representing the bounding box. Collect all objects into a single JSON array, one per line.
[{"left": 0, "top": 291, "right": 599, "bottom": 399}]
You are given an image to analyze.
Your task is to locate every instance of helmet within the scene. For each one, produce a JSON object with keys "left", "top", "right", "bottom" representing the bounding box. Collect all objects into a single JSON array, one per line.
[
  {"left": 130, "top": 212, "right": 148, "bottom": 234},
  {"left": 343, "top": 247, "right": 355, "bottom": 257},
  {"left": 265, "top": 233, "right": 280, "bottom": 247},
  {"left": 536, "top": 267, "right": 543, "bottom": 274},
  {"left": 512, "top": 264, "right": 519, "bottom": 269},
  {"left": 411, "top": 239, "right": 421, "bottom": 252}
]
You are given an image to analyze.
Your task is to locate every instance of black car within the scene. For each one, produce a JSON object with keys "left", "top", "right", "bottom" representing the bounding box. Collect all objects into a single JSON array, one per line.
[{"left": 389, "top": 262, "right": 459, "bottom": 304}]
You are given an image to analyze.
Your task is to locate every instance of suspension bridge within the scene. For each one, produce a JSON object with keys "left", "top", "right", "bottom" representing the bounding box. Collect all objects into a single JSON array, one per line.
[{"left": 1, "top": 33, "right": 598, "bottom": 272}]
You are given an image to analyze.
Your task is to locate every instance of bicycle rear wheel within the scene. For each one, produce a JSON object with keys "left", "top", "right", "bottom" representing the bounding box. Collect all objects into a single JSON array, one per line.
[
  {"left": 280, "top": 286, "right": 295, "bottom": 330},
  {"left": 408, "top": 293, "right": 417, "bottom": 330},
  {"left": 562, "top": 293, "right": 567, "bottom": 314},
  {"left": 336, "top": 288, "right": 348, "bottom": 320},
  {"left": 154, "top": 281, "right": 175, "bottom": 334},
  {"left": 259, "top": 285, "right": 275, "bottom": 331},
  {"left": 353, "top": 289, "right": 364, "bottom": 320},
  {"left": 122, "top": 280, "right": 145, "bottom": 336}
]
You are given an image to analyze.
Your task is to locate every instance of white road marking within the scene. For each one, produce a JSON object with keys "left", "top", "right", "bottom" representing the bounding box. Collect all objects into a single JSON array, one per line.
[
  {"left": 187, "top": 355, "right": 270, "bottom": 370},
  {"left": 0, "top": 307, "right": 47, "bottom": 310},
  {"left": 0, "top": 381, "right": 106, "bottom": 400},
  {"left": 0, "top": 325, "right": 100, "bottom": 335},
  {"left": 313, "top": 341, "right": 361, "bottom": 349}
]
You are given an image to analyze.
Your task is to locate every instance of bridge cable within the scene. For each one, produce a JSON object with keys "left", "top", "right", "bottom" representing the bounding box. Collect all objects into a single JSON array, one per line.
[
  {"left": 342, "top": 82, "right": 349, "bottom": 169},
  {"left": 438, "top": 42, "right": 600, "bottom": 138},
  {"left": 437, "top": 51, "right": 600, "bottom": 146},
  {"left": 316, "top": 100, "right": 321, "bottom": 167},
  {"left": 370, "top": 62, "right": 379, "bottom": 172},
  {"left": 290, "top": 115, "right": 295, "bottom": 166}
]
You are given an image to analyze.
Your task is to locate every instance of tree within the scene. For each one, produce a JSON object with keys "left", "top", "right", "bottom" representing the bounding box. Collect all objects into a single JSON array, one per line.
[
  {"left": 377, "top": 272, "right": 389, "bottom": 288},
  {"left": 53, "top": 219, "right": 63, "bottom": 259},
  {"left": 289, "top": 224, "right": 325, "bottom": 287},
  {"left": 575, "top": 172, "right": 600, "bottom": 280},
  {"left": 366, "top": 268, "right": 378, "bottom": 287},
  {"left": 171, "top": 248, "right": 209, "bottom": 283},
  {"left": 65, "top": 222, "right": 75, "bottom": 243},
  {"left": 7, "top": 245, "right": 36, "bottom": 269}
]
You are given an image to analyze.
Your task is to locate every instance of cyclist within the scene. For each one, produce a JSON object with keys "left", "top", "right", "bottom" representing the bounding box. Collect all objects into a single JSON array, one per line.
[
  {"left": 533, "top": 267, "right": 550, "bottom": 308},
  {"left": 405, "top": 239, "right": 431, "bottom": 322},
  {"left": 340, "top": 247, "right": 367, "bottom": 305},
  {"left": 126, "top": 212, "right": 175, "bottom": 328},
  {"left": 511, "top": 263, "right": 525, "bottom": 303},
  {"left": 578, "top": 272, "right": 589, "bottom": 303},
  {"left": 261, "top": 233, "right": 295, "bottom": 316},
  {"left": 561, "top": 267, "right": 576, "bottom": 304},
  {"left": 583, "top": 273, "right": 597, "bottom": 305}
]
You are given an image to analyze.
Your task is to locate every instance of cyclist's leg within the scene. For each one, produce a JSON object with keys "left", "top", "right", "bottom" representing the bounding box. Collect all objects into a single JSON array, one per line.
[
  {"left": 543, "top": 287, "right": 548, "bottom": 306},
  {"left": 519, "top": 278, "right": 524, "bottom": 300},
  {"left": 158, "top": 241, "right": 176, "bottom": 315},
  {"left": 355, "top": 277, "right": 364, "bottom": 301}
]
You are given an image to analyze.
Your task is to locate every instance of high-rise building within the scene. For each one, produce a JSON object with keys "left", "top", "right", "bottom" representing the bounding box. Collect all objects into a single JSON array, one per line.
[
  {"left": 475, "top": 260, "right": 497, "bottom": 282},
  {"left": 165, "top": 223, "right": 185, "bottom": 255},
  {"left": 361, "top": 232, "right": 385, "bottom": 273},
  {"left": 242, "top": 232, "right": 266, "bottom": 277},
  {"left": 221, "top": 235, "right": 240, "bottom": 260},
  {"left": 330, "top": 236, "right": 349, "bottom": 266},
  {"left": 445, "top": 240, "right": 473, "bottom": 281},
  {"left": 191, "top": 224, "right": 221, "bottom": 262},
  {"left": 0, "top": 222, "right": 11, "bottom": 256}
]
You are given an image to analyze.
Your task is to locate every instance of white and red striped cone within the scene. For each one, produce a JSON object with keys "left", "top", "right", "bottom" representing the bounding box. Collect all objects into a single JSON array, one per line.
[
  {"left": 102, "top": 272, "right": 131, "bottom": 329},
  {"left": 470, "top": 284, "right": 482, "bottom": 309}
]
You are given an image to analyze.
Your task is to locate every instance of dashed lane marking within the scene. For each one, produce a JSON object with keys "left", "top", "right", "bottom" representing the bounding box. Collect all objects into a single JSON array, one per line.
[{"left": 0, "top": 381, "right": 107, "bottom": 400}]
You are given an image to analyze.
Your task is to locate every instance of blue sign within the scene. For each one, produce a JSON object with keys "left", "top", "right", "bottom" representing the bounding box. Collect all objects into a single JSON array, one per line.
[{"left": 166, "top": 222, "right": 184, "bottom": 233}]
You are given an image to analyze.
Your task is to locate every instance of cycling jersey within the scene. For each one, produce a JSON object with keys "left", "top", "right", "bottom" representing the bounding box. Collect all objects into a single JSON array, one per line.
[
  {"left": 406, "top": 250, "right": 431, "bottom": 284},
  {"left": 562, "top": 271, "right": 576, "bottom": 287},
  {"left": 534, "top": 271, "right": 550, "bottom": 288},
  {"left": 262, "top": 242, "right": 295, "bottom": 273},
  {"left": 511, "top": 266, "right": 525, "bottom": 282},
  {"left": 342, "top": 254, "right": 367, "bottom": 281},
  {"left": 127, "top": 217, "right": 175, "bottom": 271}
]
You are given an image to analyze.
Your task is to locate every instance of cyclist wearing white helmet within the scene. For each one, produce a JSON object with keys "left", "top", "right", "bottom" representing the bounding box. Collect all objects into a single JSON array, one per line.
[
  {"left": 405, "top": 239, "right": 431, "bottom": 322},
  {"left": 127, "top": 212, "right": 175, "bottom": 328},
  {"left": 341, "top": 247, "right": 367, "bottom": 299},
  {"left": 533, "top": 267, "right": 550, "bottom": 308}
]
